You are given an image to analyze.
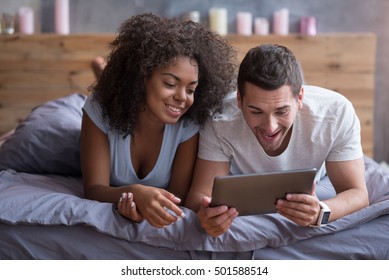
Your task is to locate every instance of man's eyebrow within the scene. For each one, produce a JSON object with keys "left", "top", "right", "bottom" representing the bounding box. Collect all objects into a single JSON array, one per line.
[
  {"left": 275, "top": 105, "right": 290, "bottom": 110},
  {"left": 161, "top": 72, "right": 198, "bottom": 84},
  {"left": 248, "top": 105, "right": 262, "bottom": 110},
  {"left": 247, "top": 105, "right": 290, "bottom": 110}
]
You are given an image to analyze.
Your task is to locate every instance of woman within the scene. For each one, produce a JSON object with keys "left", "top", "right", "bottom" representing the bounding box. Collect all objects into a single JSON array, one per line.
[{"left": 80, "top": 13, "right": 237, "bottom": 228}]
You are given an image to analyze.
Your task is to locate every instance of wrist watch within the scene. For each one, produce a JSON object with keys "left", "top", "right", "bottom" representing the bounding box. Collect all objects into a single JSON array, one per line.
[{"left": 310, "top": 201, "right": 331, "bottom": 227}]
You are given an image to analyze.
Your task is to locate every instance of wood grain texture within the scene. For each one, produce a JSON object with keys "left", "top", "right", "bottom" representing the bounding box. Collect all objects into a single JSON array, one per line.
[{"left": 0, "top": 33, "right": 376, "bottom": 156}]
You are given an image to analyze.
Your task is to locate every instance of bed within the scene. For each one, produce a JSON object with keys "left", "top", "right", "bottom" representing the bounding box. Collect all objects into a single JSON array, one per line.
[{"left": 0, "top": 93, "right": 388, "bottom": 260}]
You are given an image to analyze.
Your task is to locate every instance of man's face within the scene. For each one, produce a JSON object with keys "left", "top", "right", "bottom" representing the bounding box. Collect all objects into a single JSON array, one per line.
[{"left": 237, "top": 82, "right": 303, "bottom": 156}]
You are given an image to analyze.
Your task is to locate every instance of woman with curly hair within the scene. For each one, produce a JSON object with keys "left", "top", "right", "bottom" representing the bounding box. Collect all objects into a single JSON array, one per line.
[{"left": 80, "top": 13, "right": 237, "bottom": 228}]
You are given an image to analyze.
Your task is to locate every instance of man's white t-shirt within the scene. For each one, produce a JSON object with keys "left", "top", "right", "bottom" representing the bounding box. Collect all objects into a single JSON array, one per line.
[{"left": 198, "top": 85, "right": 363, "bottom": 181}]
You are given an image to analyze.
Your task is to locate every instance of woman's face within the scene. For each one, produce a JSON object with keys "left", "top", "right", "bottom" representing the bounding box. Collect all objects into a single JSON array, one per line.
[{"left": 143, "top": 56, "right": 198, "bottom": 124}]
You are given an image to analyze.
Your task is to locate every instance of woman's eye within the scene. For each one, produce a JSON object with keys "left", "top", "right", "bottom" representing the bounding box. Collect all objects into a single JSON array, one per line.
[
  {"left": 164, "top": 82, "right": 175, "bottom": 88},
  {"left": 187, "top": 89, "right": 196, "bottom": 95}
]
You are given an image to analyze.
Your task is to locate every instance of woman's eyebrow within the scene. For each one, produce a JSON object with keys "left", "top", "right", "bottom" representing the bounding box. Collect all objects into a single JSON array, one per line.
[{"left": 161, "top": 72, "right": 198, "bottom": 84}]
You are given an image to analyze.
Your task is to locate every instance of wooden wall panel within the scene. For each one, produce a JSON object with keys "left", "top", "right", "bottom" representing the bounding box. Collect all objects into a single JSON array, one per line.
[
  {"left": 223, "top": 34, "right": 376, "bottom": 157},
  {"left": 0, "top": 33, "right": 376, "bottom": 156}
]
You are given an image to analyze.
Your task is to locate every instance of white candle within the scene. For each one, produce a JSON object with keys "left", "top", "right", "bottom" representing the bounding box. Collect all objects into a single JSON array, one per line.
[
  {"left": 55, "top": 0, "right": 69, "bottom": 35},
  {"left": 188, "top": 11, "right": 200, "bottom": 23},
  {"left": 237, "top": 12, "right": 252, "bottom": 36},
  {"left": 254, "top": 17, "right": 269, "bottom": 35},
  {"left": 209, "top": 7, "right": 228, "bottom": 36},
  {"left": 18, "top": 7, "right": 34, "bottom": 35},
  {"left": 273, "top": 8, "right": 289, "bottom": 35}
]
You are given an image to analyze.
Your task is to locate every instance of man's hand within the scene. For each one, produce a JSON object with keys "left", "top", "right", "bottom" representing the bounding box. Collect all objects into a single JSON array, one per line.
[
  {"left": 275, "top": 190, "right": 321, "bottom": 227},
  {"left": 197, "top": 196, "right": 239, "bottom": 237}
]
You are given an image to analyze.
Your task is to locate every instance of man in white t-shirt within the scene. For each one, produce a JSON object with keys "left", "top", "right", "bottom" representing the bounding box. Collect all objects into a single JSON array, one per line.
[{"left": 185, "top": 44, "right": 369, "bottom": 237}]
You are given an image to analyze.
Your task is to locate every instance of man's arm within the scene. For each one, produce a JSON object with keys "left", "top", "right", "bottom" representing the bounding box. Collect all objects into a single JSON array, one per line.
[
  {"left": 185, "top": 158, "right": 238, "bottom": 237},
  {"left": 185, "top": 158, "right": 229, "bottom": 211},
  {"left": 324, "top": 157, "right": 369, "bottom": 221},
  {"left": 276, "top": 157, "right": 368, "bottom": 226}
]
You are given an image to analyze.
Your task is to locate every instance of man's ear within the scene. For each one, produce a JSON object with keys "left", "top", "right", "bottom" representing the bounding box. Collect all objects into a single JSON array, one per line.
[
  {"left": 298, "top": 87, "right": 304, "bottom": 110},
  {"left": 237, "top": 90, "right": 242, "bottom": 109}
]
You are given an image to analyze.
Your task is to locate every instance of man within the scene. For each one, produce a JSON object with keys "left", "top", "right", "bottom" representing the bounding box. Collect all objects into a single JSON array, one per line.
[{"left": 185, "top": 44, "right": 368, "bottom": 237}]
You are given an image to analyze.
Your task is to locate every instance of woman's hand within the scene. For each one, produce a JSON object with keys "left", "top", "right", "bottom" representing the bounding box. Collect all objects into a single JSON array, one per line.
[
  {"left": 117, "top": 192, "right": 144, "bottom": 223},
  {"left": 117, "top": 185, "right": 185, "bottom": 228}
]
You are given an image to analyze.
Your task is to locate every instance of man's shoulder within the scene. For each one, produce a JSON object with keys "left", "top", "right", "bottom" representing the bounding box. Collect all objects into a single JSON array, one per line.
[
  {"left": 303, "top": 85, "right": 352, "bottom": 112},
  {"left": 212, "top": 91, "right": 240, "bottom": 121}
]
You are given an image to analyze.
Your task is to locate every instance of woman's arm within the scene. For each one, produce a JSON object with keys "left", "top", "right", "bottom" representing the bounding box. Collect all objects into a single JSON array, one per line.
[
  {"left": 167, "top": 133, "right": 199, "bottom": 204},
  {"left": 80, "top": 112, "right": 122, "bottom": 202},
  {"left": 80, "top": 112, "right": 185, "bottom": 227}
]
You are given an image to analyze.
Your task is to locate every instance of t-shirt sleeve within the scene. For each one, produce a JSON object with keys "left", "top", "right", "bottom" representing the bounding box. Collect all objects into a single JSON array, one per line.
[
  {"left": 82, "top": 94, "right": 110, "bottom": 134},
  {"left": 327, "top": 100, "right": 363, "bottom": 161},
  {"left": 180, "top": 120, "right": 200, "bottom": 143},
  {"left": 198, "top": 118, "right": 231, "bottom": 162}
]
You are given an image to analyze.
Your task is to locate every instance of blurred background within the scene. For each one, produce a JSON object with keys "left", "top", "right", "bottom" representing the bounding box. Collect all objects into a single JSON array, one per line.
[{"left": 1, "top": 0, "right": 389, "bottom": 163}]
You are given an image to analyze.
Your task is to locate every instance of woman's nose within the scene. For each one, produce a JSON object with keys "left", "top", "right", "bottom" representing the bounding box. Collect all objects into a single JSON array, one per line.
[{"left": 173, "top": 87, "right": 186, "bottom": 102}]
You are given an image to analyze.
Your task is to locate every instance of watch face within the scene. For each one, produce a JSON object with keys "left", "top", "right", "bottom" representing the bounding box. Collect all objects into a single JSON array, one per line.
[{"left": 321, "top": 211, "right": 330, "bottom": 224}]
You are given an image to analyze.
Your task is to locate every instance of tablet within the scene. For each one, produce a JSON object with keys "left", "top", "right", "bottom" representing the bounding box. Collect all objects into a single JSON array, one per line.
[{"left": 210, "top": 168, "right": 317, "bottom": 216}]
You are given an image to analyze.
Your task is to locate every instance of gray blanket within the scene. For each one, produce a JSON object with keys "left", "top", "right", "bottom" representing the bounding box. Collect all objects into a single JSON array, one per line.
[{"left": 0, "top": 156, "right": 388, "bottom": 253}]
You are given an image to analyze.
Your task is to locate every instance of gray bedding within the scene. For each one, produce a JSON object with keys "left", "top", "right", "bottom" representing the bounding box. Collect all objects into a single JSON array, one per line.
[
  {"left": 0, "top": 156, "right": 388, "bottom": 259},
  {"left": 0, "top": 94, "right": 388, "bottom": 259}
]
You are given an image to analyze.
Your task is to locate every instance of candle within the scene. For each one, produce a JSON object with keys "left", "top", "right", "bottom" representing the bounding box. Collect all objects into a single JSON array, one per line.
[
  {"left": 306, "top": 16, "right": 317, "bottom": 36},
  {"left": 237, "top": 12, "right": 252, "bottom": 36},
  {"left": 1, "top": 13, "right": 15, "bottom": 34},
  {"left": 18, "top": 7, "right": 34, "bottom": 35},
  {"left": 254, "top": 17, "right": 269, "bottom": 35},
  {"left": 273, "top": 8, "right": 289, "bottom": 35},
  {"left": 209, "top": 7, "right": 228, "bottom": 36},
  {"left": 187, "top": 11, "right": 200, "bottom": 23},
  {"left": 55, "top": 0, "right": 69, "bottom": 35},
  {"left": 300, "top": 16, "right": 317, "bottom": 36}
]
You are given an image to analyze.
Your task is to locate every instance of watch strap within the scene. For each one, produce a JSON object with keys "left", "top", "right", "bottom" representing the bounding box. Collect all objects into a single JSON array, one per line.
[{"left": 309, "top": 201, "right": 331, "bottom": 227}]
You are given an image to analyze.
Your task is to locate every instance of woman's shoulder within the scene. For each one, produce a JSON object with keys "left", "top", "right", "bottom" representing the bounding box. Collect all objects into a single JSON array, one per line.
[
  {"left": 165, "top": 119, "right": 200, "bottom": 140},
  {"left": 82, "top": 93, "right": 110, "bottom": 134}
]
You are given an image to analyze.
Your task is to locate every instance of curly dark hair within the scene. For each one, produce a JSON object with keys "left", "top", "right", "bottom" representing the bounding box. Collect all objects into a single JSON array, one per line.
[{"left": 89, "top": 13, "right": 237, "bottom": 137}]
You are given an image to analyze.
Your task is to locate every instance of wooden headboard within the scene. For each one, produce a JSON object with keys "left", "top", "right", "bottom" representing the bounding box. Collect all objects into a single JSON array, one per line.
[{"left": 0, "top": 33, "right": 376, "bottom": 156}]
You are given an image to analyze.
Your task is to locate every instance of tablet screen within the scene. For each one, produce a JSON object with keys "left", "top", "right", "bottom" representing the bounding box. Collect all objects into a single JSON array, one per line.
[{"left": 210, "top": 168, "right": 317, "bottom": 216}]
